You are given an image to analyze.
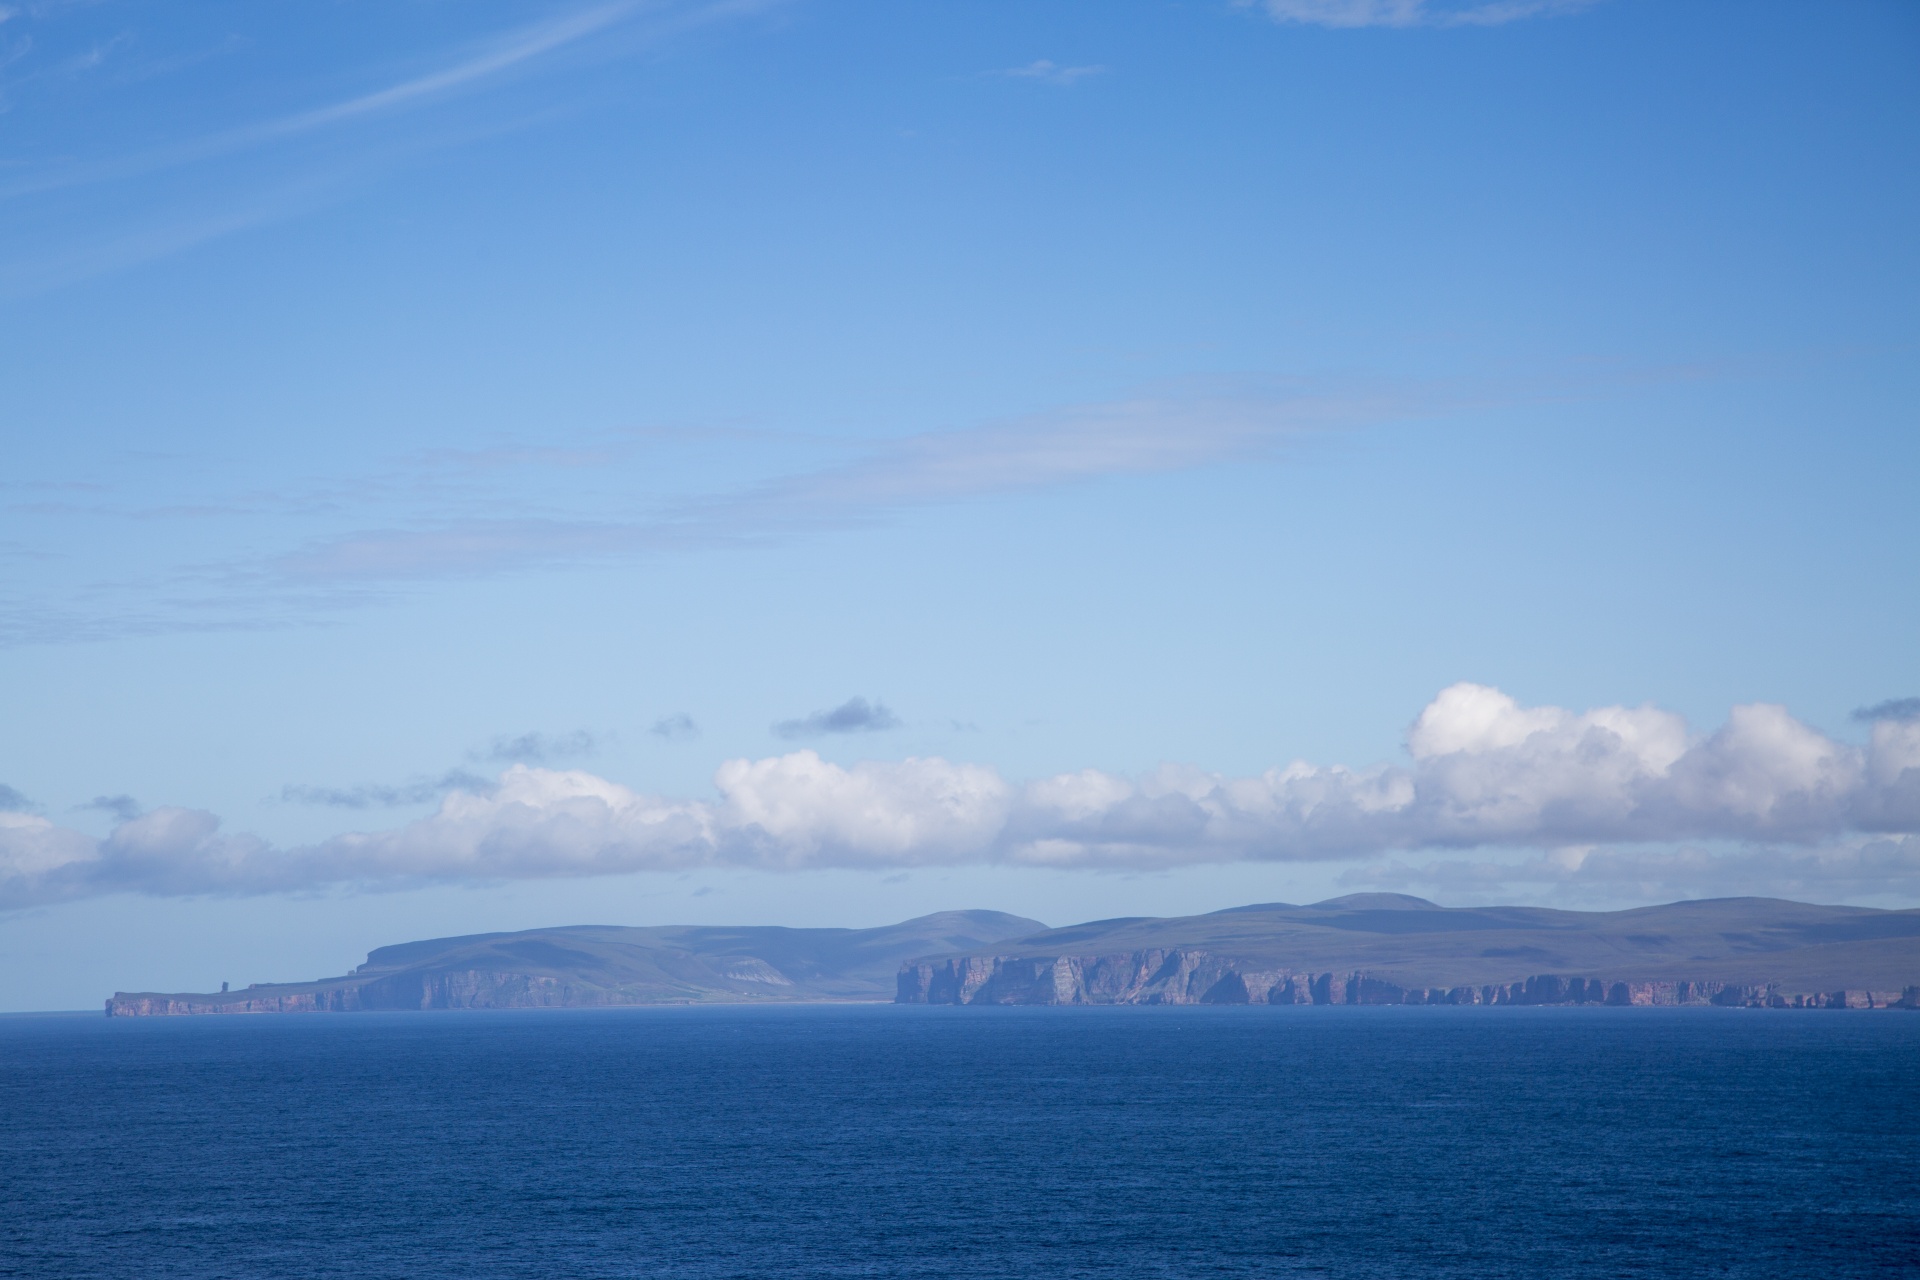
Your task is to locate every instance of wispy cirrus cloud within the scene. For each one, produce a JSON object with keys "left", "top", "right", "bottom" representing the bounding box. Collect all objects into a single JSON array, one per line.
[
  {"left": 0, "top": 174, "right": 346, "bottom": 299},
  {"left": 995, "top": 59, "right": 1105, "bottom": 86},
  {"left": 1, "top": 2, "right": 644, "bottom": 203},
  {"left": 5, "top": 685, "right": 1917, "bottom": 908},
  {"left": 0, "top": 0, "right": 782, "bottom": 292},
  {"left": 0, "top": 374, "right": 1499, "bottom": 646},
  {"left": 1248, "top": 0, "right": 1597, "bottom": 29},
  {"left": 268, "top": 378, "right": 1430, "bottom": 587}
]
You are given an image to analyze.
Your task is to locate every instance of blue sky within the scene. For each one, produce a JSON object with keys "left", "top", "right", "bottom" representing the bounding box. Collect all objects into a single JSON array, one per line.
[{"left": 1, "top": 0, "right": 1916, "bottom": 1009}]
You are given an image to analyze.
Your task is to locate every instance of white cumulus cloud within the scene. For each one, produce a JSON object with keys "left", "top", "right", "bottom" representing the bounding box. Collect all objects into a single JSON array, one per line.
[
  {"left": 1341, "top": 835, "right": 1920, "bottom": 906},
  {"left": 4, "top": 684, "right": 1918, "bottom": 908}
]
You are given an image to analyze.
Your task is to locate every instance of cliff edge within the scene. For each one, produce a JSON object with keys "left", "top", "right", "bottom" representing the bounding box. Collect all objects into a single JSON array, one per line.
[
  {"left": 107, "top": 909, "right": 1045, "bottom": 1015},
  {"left": 894, "top": 896, "right": 1920, "bottom": 1009}
]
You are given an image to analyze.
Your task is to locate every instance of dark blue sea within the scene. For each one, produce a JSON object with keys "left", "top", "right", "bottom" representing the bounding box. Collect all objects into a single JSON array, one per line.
[{"left": 3, "top": 1006, "right": 1916, "bottom": 1279}]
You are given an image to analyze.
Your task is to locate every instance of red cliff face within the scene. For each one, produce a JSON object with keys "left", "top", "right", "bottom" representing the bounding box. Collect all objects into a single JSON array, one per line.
[{"left": 894, "top": 950, "right": 1920, "bottom": 1011}]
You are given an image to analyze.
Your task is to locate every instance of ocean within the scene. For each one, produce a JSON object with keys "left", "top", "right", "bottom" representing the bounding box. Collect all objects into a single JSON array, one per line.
[{"left": 3, "top": 1005, "right": 1916, "bottom": 1278}]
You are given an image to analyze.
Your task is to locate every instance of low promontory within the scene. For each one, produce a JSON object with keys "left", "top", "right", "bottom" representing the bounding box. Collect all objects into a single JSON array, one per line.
[{"left": 107, "top": 910, "right": 1043, "bottom": 1014}]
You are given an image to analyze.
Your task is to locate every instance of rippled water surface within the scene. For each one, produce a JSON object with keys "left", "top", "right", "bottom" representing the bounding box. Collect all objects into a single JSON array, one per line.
[{"left": 4, "top": 1005, "right": 1917, "bottom": 1278}]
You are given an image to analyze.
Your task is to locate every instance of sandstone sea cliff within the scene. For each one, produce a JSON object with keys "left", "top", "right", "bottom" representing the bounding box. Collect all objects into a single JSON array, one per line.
[
  {"left": 107, "top": 895, "right": 1920, "bottom": 1016},
  {"left": 892, "top": 895, "right": 1920, "bottom": 1010},
  {"left": 896, "top": 948, "right": 1920, "bottom": 1009}
]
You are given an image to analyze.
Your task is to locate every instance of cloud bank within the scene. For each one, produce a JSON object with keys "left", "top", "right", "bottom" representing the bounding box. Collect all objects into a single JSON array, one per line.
[
  {"left": 1340, "top": 834, "right": 1920, "bottom": 906},
  {"left": 5, "top": 684, "right": 1918, "bottom": 908}
]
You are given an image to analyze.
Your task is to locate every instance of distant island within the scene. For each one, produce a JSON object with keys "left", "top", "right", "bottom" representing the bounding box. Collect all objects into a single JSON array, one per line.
[{"left": 107, "top": 895, "right": 1920, "bottom": 1015}]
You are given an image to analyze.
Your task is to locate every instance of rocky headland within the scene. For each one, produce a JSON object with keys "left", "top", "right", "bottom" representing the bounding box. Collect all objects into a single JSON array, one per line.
[
  {"left": 108, "top": 895, "right": 1920, "bottom": 1015},
  {"left": 894, "top": 895, "right": 1920, "bottom": 1010},
  {"left": 106, "top": 910, "right": 1044, "bottom": 1015}
]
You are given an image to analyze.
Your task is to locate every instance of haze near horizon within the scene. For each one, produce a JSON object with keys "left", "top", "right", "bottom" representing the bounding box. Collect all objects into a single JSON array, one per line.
[{"left": 1, "top": 0, "right": 1916, "bottom": 1010}]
